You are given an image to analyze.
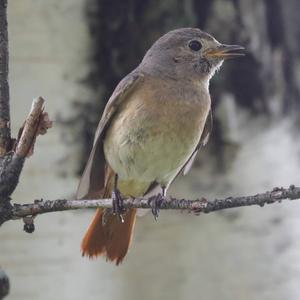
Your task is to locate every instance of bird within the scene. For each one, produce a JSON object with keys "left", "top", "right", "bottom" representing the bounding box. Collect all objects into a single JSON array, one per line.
[{"left": 76, "top": 28, "right": 244, "bottom": 265}]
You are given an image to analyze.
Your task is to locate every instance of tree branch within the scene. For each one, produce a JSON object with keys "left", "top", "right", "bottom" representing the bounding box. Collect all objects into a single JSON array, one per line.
[
  {"left": 0, "top": 185, "right": 299, "bottom": 226},
  {"left": 0, "top": 0, "right": 11, "bottom": 156},
  {"left": 0, "top": 1, "right": 52, "bottom": 203},
  {"left": 0, "top": 2, "right": 52, "bottom": 295},
  {"left": 0, "top": 0, "right": 52, "bottom": 204},
  {"left": 0, "top": 97, "right": 51, "bottom": 200},
  {"left": 15, "top": 97, "right": 51, "bottom": 158}
]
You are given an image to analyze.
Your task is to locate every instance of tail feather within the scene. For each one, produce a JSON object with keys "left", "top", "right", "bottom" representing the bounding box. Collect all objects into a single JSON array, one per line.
[
  {"left": 81, "top": 208, "right": 106, "bottom": 258},
  {"left": 105, "top": 209, "right": 137, "bottom": 264},
  {"left": 81, "top": 166, "right": 137, "bottom": 265},
  {"left": 81, "top": 208, "right": 137, "bottom": 264}
]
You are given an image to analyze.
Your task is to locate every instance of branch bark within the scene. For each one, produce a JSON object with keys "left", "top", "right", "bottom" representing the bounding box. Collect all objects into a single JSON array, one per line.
[
  {"left": 0, "top": 97, "right": 50, "bottom": 200},
  {"left": 15, "top": 97, "right": 50, "bottom": 158},
  {"left": 0, "top": 185, "right": 298, "bottom": 226},
  {"left": 0, "top": 0, "right": 11, "bottom": 156}
]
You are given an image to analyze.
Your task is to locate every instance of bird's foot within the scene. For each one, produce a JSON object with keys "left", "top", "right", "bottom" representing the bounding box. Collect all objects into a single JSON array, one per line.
[
  {"left": 148, "top": 193, "right": 165, "bottom": 221},
  {"left": 112, "top": 187, "right": 126, "bottom": 223}
]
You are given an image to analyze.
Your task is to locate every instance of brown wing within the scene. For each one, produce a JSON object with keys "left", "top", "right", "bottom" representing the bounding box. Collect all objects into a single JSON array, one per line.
[{"left": 76, "top": 70, "right": 144, "bottom": 199}]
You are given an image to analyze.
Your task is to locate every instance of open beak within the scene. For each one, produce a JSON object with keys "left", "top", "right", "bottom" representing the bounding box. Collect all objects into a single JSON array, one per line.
[{"left": 205, "top": 44, "right": 245, "bottom": 59}]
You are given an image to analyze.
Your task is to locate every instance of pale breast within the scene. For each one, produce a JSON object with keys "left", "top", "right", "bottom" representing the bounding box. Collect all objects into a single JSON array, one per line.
[{"left": 103, "top": 78, "right": 211, "bottom": 188}]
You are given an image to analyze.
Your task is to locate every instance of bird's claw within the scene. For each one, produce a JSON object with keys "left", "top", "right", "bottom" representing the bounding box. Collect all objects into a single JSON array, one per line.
[
  {"left": 112, "top": 188, "right": 125, "bottom": 223},
  {"left": 148, "top": 193, "right": 165, "bottom": 221}
]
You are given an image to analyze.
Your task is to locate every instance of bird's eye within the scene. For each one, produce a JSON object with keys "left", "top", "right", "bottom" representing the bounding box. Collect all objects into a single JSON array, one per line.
[{"left": 188, "top": 40, "right": 202, "bottom": 51}]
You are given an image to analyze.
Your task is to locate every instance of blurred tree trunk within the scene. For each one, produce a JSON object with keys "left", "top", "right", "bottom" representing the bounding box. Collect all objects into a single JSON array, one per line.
[
  {"left": 0, "top": 268, "right": 9, "bottom": 299},
  {"left": 77, "top": 0, "right": 300, "bottom": 172}
]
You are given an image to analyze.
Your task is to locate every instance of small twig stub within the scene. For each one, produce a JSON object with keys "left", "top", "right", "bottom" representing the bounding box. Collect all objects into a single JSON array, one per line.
[{"left": 15, "top": 97, "right": 52, "bottom": 158}]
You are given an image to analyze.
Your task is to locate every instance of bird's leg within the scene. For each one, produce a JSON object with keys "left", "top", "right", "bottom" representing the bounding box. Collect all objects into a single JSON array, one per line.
[
  {"left": 112, "top": 174, "right": 125, "bottom": 223},
  {"left": 149, "top": 186, "right": 166, "bottom": 221}
]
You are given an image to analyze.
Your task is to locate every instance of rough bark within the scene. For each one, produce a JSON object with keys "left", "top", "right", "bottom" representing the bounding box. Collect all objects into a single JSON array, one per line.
[
  {"left": 0, "top": 0, "right": 10, "bottom": 156},
  {"left": 0, "top": 154, "right": 24, "bottom": 200},
  {"left": 0, "top": 185, "right": 299, "bottom": 226}
]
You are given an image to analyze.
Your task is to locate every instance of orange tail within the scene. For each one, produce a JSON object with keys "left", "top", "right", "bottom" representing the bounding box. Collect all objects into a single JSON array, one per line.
[
  {"left": 81, "top": 208, "right": 137, "bottom": 265},
  {"left": 81, "top": 165, "right": 139, "bottom": 265}
]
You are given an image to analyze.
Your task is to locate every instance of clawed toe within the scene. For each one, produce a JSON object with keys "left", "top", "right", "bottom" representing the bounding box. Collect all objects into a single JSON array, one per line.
[
  {"left": 148, "top": 193, "right": 165, "bottom": 221},
  {"left": 112, "top": 188, "right": 125, "bottom": 223}
]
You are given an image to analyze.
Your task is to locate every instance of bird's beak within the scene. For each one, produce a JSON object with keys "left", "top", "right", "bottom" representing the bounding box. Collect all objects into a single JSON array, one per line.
[{"left": 205, "top": 44, "right": 245, "bottom": 59}]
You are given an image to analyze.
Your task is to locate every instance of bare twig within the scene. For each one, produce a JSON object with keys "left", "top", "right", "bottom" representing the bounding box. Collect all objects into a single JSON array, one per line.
[
  {"left": 0, "top": 97, "right": 52, "bottom": 200},
  {"left": 15, "top": 97, "right": 51, "bottom": 158},
  {"left": 0, "top": 185, "right": 298, "bottom": 226},
  {"left": 15, "top": 97, "right": 44, "bottom": 157},
  {"left": 0, "top": 0, "right": 52, "bottom": 203},
  {"left": 0, "top": 0, "right": 11, "bottom": 156}
]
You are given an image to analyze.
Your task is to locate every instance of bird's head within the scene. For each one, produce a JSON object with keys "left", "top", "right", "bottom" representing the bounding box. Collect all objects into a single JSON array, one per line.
[{"left": 141, "top": 28, "right": 244, "bottom": 84}]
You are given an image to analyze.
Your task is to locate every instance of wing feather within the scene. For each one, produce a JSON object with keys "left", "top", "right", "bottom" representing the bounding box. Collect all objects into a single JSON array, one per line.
[{"left": 76, "top": 70, "right": 143, "bottom": 199}]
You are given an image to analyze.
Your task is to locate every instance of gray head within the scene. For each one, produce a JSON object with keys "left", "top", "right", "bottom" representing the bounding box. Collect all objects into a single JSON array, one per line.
[{"left": 139, "top": 28, "right": 244, "bottom": 84}]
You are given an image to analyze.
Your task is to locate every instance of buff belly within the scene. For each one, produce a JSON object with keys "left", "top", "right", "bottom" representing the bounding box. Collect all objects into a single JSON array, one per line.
[{"left": 103, "top": 93, "right": 209, "bottom": 197}]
